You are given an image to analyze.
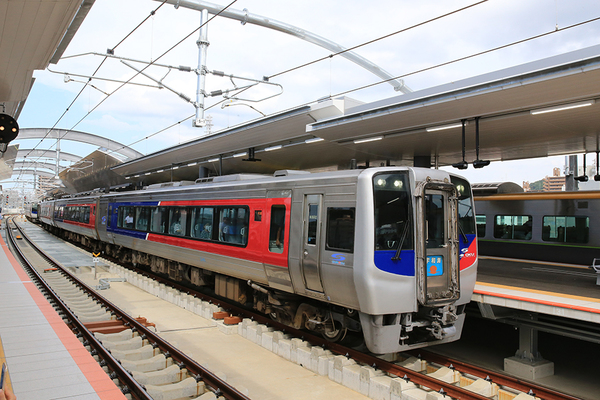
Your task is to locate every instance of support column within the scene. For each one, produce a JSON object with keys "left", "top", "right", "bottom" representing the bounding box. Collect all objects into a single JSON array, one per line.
[
  {"left": 193, "top": 8, "right": 209, "bottom": 127},
  {"left": 504, "top": 322, "right": 554, "bottom": 380}
]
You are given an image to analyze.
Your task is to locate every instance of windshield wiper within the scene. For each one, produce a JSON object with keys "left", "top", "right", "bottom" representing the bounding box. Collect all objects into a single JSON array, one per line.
[
  {"left": 392, "top": 218, "right": 411, "bottom": 261},
  {"left": 458, "top": 222, "right": 468, "bottom": 244}
]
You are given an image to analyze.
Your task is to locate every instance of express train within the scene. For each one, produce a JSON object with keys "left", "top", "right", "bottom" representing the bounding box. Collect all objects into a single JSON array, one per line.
[
  {"left": 25, "top": 203, "right": 39, "bottom": 223},
  {"left": 39, "top": 167, "right": 478, "bottom": 354},
  {"left": 474, "top": 186, "right": 600, "bottom": 266}
]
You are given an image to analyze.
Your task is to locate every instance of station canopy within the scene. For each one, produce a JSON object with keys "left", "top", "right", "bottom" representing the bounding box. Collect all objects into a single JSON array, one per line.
[{"left": 112, "top": 44, "right": 600, "bottom": 186}]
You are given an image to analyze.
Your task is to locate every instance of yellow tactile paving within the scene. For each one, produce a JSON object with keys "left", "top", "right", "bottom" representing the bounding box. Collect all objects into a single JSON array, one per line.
[{"left": 0, "top": 336, "right": 14, "bottom": 395}]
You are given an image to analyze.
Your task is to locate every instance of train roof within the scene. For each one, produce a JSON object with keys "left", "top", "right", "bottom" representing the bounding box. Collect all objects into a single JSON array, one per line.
[
  {"left": 42, "top": 167, "right": 464, "bottom": 202},
  {"left": 472, "top": 182, "right": 524, "bottom": 196},
  {"left": 474, "top": 190, "right": 600, "bottom": 201}
]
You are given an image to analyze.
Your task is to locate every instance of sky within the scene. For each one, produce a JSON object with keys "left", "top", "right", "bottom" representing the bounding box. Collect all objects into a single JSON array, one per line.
[{"left": 10, "top": 0, "right": 600, "bottom": 189}]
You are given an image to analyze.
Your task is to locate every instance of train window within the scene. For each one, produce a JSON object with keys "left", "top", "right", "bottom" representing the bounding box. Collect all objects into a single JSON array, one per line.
[
  {"left": 494, "top": 215, "right": 532, "bottom": 240},
  {"left": 307, "top": 204, "right": 319, "bottom": 245},
  {"left": 191, "top": 207, "right": 214, "bottom": 240},
  {"left": 373, "top": 173, "right": 412, "bottom": 251},
  {"left": 476, "top": 215, "right": 486, "bottom": 237},
  {"left": 168, "top": 208, "right": 188, "bottom": 236},
  {"left": 135, "top": 207, "right": 150, "bottom": 231},
  {"left": 542, "top": 216, "right": 589, "bottom": 243},
  {"left": 451, "top": 176, "right": 476, "bottom": 235},
  {"left": 218, "top": 207, "right": 249, "bottom": 245},
  {"left": 425, "top": 194, "right": 445, "bottom": 248},
  {"left": 326, "top": 208, "right": 355, "bottom": 253},
  {"left": 150, "top": 207, "right": 169, "bottom": 233},
  {"left": 269, "top": 205, "right": 285, "bottom": 253},
  {"left": 118, "top": 206, "right": 136, "bottom": 229}
]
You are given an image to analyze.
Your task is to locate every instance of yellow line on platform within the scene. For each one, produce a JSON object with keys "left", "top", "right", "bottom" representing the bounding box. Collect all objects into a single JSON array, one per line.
[{"left": 0, "top": 336, "right": 13, "bottom": 394}]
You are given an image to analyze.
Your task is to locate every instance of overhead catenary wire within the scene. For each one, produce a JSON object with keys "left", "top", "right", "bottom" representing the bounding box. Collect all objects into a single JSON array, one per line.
[
  {"left": 266, "top": 0, "right": 489, "bottom": 81},
  {"left": 22, "top": 0, "right": 485, "bottom": 172},
  {"left": 16, "top": 0, "right": 494, "bottom": 173},
  {"left": 329, "top": 15, "right": 600, "bottom": 99},
  {"left": 20, "top": 0, "right": 238, "bottom": 179},
  {"left": 106, "top": 13, "right": 600, "bottom": 167},
  {"left": 64, "top": 0, "right": 238, "bottom": 152},
  {"left": 19, "top": 1, "right": 170, "bottom": 178},
  {"left": 17, "top": 3, "right": 600, "bottom": 182}
]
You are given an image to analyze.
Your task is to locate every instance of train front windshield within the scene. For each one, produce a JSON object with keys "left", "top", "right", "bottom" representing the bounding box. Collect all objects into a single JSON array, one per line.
[
  {"left": 450, "top": 176, "right": 476, "bottom": 237},
  {"left": 373, "top": 173, "right": 412, "bottom": 251}
]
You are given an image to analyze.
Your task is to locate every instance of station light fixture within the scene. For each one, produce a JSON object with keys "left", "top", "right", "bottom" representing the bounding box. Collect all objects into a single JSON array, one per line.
[
  {"left": 233, "top": 152, "right": 247, "bottom": 158},
  {"left": 265, "top": 145, "right": 282, "bottom": 151},
  {"left": 187, "top": 162, "right": 198, "bottom": 166},
  {"left": 353, "top": 136, "right": 383, "bottom": 144},
  {"left": 530, "top": 100, "right": 595, "bottom": 115},
  {"left": 426, "top": 122, "right": 464, "bottom": 132},
  {"left": 305, "top": 137, "right": 324, "bottom": 144}
]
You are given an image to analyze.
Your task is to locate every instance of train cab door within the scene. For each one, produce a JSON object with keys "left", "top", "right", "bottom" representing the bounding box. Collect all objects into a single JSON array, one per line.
[
  {"left": 301, "top": 194, "right": 325, "bottom": 293},
  {"left": 415, "top": 181, "right": 460, "bottom": 306}
]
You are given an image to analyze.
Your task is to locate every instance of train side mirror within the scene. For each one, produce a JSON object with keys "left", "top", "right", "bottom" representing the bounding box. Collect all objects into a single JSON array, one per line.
[{"left": 0, "top": 114, "right": 19, "bottom": 153}]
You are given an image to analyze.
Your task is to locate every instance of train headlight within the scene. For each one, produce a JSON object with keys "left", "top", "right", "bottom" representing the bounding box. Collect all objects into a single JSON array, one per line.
[
  {"left": 393, "top": 180, "right": 403, "bottom": 189},
  {"left": 376, "top": 178, "right": 386, "bottom": 187},
  {"left": 456, "top": 184, "right": 465, "bottom": 195}
]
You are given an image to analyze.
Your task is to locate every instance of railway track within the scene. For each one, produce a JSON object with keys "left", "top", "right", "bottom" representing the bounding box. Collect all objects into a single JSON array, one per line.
[
  {"left": 6, "top": 217, "right": 249, "bottom": 400},
  {"left": 12, "top": 219, "right": 581, "bottom": 400}
]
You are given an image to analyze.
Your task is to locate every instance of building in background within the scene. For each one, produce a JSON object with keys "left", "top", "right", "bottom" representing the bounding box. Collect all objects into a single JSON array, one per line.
[{"left": 543, "top": 168, "right": 565, "bottom": 192}]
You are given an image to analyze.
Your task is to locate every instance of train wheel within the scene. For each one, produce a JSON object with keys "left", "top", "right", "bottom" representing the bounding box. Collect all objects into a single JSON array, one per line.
[{"left": 322, "top": 320, "right": 347, "bottom": 342}]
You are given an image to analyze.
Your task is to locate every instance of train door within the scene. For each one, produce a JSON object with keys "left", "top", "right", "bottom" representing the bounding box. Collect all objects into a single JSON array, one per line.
[
  {"left": 415, "top": 181, "right": 460, "bottom": 306},
  {"left": 301, "top": 193, "right": 324, "bottom": 292}
]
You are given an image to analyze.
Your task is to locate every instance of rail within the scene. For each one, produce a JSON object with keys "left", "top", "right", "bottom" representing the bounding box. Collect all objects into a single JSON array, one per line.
[{"left": 8, "top": 218, "right": 250, "bottom": 400}]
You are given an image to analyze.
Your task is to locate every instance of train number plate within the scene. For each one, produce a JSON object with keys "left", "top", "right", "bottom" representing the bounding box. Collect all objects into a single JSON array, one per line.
[{"left": 426, "top": 256, "right": 444, "bottom": 276}]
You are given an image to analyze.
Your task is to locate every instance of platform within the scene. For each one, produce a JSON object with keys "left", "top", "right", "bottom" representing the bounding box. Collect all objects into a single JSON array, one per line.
[
  {"left": 6, "top": 220, "right": 368, "bottom": 400},
  {"left": 0, "top": 224, "right": 124, "bottom": 400},
  {"left": 476, "top": 256, "right": 600, "bottom": 322},
  {"left": 5, "top": 220, "right": 599, "bottom": 399}
]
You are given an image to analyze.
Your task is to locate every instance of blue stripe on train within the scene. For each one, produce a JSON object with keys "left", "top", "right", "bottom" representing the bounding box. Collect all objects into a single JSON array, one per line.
[
  {"left": 112, "top": 228, "right": 148, "bottom": 240},
  {"left": 374, "top": 250, "right": 415, "bottom": 276}
]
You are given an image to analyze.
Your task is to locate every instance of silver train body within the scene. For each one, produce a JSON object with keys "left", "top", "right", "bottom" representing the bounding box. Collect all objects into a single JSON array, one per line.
[
  {"left": 39, "top": 167, "right": 478, "bottom": 353},
  {"left": 475, "top": 190, "right": 600, "bottom": 266}
]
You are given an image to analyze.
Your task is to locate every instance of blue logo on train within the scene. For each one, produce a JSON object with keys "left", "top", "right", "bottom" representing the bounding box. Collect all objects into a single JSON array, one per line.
[{"left": 331, "top": 253, "right": 346, "bottom": 265}]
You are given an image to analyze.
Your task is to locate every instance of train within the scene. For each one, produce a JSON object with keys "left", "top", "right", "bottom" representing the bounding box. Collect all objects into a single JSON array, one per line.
[
  {"left": 39, "top": 167, "right": 478, "bottom": 354},
  {"left": 25, "top": 202, "right": 39, "bottom": 223},
  {"left": 474, "top": 187, "right": 599, "bottom": 266}
]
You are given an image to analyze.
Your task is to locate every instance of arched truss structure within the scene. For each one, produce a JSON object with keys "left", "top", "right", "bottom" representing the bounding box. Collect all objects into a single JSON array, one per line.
[
  {"left": 18, "top": 128, "right": 143, "bottom": 160},
  {"left": 10, "top": 128, "right": 143, "bottom": 179},
  {"left": 17, "top": 149, "right": 81, "bottom": 163}
]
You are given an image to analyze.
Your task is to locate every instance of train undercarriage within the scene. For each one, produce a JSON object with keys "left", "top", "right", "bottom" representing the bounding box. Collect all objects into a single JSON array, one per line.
[
  {"left": 47, "top": 224, "right": 464, "bottom": 352},
  {"left": 47, "top": 225, "right": 362, "bottom": 344}
]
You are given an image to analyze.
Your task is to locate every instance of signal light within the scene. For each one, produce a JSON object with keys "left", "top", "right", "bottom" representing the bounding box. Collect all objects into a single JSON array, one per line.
[{"left": 0, "top": 113, "right": 19, "bottom": 153}]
